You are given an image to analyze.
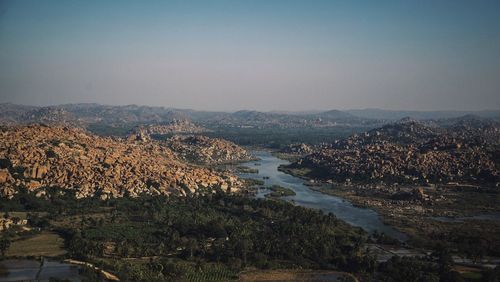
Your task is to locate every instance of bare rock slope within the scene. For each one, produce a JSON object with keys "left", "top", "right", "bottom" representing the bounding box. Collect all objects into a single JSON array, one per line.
[
  {"left": 0, "top": 125, "right": 242, "bottom": 199},
  {"left": 166, "top": 135, "right": 253, "bottom": 165}
]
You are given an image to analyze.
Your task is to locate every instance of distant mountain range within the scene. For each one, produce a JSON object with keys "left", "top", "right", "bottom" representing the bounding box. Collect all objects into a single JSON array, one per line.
[
  {"left": 1, "top": 103, "right": 498, "bottom": 129},
  {"left": 0, "top": 103, "right": 375, "bottom": 129},
  {"left": 345, "top": 108, "right": 500, "bottom": 120}
]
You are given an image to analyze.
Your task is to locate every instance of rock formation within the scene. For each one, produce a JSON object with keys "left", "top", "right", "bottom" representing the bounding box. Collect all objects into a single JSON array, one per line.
[
  {"left": 0, "top": 125, "right": 243, "bottom": 199},
  {"left": 286, "top": 118, "right": 500, "bottom": 186},
  {"left": 166, "top": 135, "right": 253, "bottom": 165}
]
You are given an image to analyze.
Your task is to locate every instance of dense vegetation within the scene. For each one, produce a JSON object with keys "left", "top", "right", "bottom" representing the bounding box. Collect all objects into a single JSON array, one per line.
[
  {"left": 87, "top": 124, "right": 369, "bottom": 148},
  {"left": 1, "top": 188, "right": 371, "bottom": 281},
  {"left": 1, "top": 187, "right": 499, "bottom": 281},
  {"left": 265, "top": 185, "right": 297, "bottom": 198},
  {"left": 87, "top": 120, "right": 369, "bottom": 148},
  {"left": 203, "top": 126, "right": 369, "bottom": 148}
]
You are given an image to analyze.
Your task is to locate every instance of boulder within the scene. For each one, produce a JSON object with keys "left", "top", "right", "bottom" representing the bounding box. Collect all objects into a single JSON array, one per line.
[
  {"left": 0, "top": 169, "right": 11, "bottom": 183},
  {"left": 27, "top": 180, "right": 42, "bottom": 190}
]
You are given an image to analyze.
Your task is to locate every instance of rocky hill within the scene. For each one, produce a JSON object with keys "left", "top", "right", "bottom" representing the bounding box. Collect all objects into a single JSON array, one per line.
[
  {"left": 327, "top": 118, "right": 442, "bottom": 149},
  {"left": 279, "top": 143, "right": 313, "bottom": 155},
  {"left": 285, "top": 118, "right": 500, "bottom": 186},
  {"left": 0, "top": 125, "right": 242, "bottom": 199},
  {"left": 166, "top": 135, "right": 253, "bottom": 165}
]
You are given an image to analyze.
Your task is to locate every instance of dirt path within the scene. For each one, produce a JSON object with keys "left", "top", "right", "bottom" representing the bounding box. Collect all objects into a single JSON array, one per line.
[{"left": 64, "top": 259, "right": 120, "bottom": 281}]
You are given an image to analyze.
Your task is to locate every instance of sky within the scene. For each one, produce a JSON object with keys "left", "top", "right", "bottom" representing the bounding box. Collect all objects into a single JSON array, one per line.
[{"left": 0, "top": 0, "right": 499, "bottom": 111}]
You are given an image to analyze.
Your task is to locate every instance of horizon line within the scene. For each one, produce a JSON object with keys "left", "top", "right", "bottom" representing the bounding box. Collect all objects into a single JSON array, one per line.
[{"left": 1, "top": 101, "right": 500, "bottom": 113}]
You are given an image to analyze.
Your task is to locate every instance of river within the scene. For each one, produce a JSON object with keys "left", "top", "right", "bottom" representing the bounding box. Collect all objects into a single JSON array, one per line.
[
  {"left": 238, "top": 151, "right": 407, "bottom": 241},
  {"left": 0, "top": 258, "right": 83, "bottom": 282}
]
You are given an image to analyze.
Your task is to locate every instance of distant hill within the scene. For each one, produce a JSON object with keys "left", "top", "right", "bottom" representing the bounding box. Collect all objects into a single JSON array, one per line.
[
  {"left": 315, "top": 109, "right": 356, "bottom": 119},
  {"left": 0, "top": 103, "right": 378, "bottom": 129},
  {"left": 5, "top": 103, "right": 498, "bottom": 132},
  {"left": 346, "top": 108, "right": 500, "bottom": 121},
  {"left": 0, "top": 103, "right": 190, "bottom": 126},
  {"left": 0, "top": 103, "right": 38, "bottom": 125}
]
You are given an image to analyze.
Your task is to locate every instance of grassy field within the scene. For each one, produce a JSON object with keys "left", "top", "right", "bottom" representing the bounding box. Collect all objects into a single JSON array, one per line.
[{"left": 6, "top": 231, "right": 66, "bottom": 257}]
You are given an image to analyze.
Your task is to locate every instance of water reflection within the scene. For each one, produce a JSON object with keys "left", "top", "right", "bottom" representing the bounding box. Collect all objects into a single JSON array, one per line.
[
  {"left": 0, "top": 259, "right": 82, "bottom": 282},
  {"left": 238, "top": 151, "right": 408, "bottom": 241}
]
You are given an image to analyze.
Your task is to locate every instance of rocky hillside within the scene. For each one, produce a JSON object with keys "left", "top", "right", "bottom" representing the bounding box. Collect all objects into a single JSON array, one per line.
[
  {"left": 328, "top": 118, "right": 442, "bottom": 149},
  {"left": 166, "top": 135, "right": 253, "bottom": 165},
  {"left": 0, "top": 125, "right": 242, "bottom": 199},
  {"left": 286, "top": 118, "right": 500, "bottom": 186},
  {"left": 22, "top": 107, "right": 77, "bottom": 126},
  {"left": 279, "top": 143, "right": 313, "bottom": 155}
]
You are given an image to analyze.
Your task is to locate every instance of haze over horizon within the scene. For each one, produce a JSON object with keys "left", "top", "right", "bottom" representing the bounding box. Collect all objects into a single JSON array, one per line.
[{"left": 1, "top": 0, "right": 499, "bottom": 111}]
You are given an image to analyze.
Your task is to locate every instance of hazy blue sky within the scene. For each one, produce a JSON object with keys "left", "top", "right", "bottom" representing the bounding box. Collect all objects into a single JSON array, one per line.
[{"left": 1, "top": 0, "right": 499, "bottom": 111}]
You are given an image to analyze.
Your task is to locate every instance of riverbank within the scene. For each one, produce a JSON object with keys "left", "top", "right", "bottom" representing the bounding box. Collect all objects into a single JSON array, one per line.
[
  {"left": 64, "top": 259, "right": 119, "bottom": 281},
  {"left": 275, "top": 163, "right": 500, "bottom": 275},
  {"left": 237, "top": 151, "right": 407, "bottom": 241},
  {"left": 279, "top": 164, "right": 500, "bottom": 262}
]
